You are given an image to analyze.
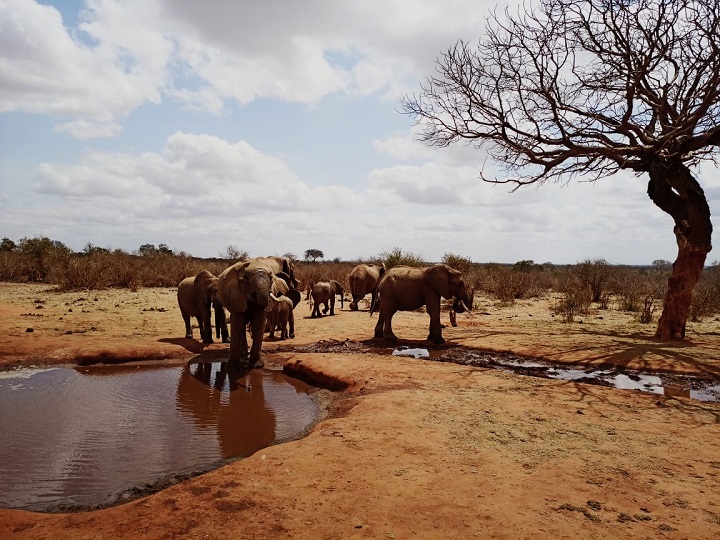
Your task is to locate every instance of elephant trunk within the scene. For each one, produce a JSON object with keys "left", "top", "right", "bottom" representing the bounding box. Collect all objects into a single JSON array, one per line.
[{"left": 253, "top": 271, "right": 272, "bottom": 311}]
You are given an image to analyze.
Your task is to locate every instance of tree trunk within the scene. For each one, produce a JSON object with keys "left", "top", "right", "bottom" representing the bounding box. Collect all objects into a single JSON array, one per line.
[
  {"left": 655, "top": 242, "right": 707, "bottom": 340},
  {"left": 647, "top": 161, "right": 712, "bottom": 340}
]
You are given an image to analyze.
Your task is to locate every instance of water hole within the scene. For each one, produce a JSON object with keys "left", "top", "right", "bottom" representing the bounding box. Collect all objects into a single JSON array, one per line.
[{"left": 0, "top": 362, "right": 319, "bottom": 512}]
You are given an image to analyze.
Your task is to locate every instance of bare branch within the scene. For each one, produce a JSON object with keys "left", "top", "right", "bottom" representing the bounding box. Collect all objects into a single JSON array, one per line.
[{"left": 401, "top": 0, "right": 720, "bottom": 186}]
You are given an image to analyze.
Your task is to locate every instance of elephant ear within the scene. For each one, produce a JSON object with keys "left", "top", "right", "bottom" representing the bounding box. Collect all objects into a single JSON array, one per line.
[
  {"left": 194, "top": 269, "right": 214, "bottom": 296},
  {"left": 275, "top": 271, "right": 292, "bottom": 289},
  {"left": 286, "top": 289, "right": 302, "bottom": 309},
  {"left": 426, "top": 264, "right": 455, "bottom": 300},
  {"left": 218, "top": 262, "right": 250, "bottom": 313}
]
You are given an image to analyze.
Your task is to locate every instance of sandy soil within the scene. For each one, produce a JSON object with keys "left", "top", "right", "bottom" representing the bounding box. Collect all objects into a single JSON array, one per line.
[{"left": 0, "top": 281, "right": 719, "bottom": 539}]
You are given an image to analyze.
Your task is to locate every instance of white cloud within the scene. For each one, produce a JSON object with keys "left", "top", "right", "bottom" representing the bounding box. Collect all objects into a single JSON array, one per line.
[
  {"left": 33, "top": 131, "right": 359, "bottom": 213},
  {"left": 0, "top": 0, "right": 168, "bottom": 125},
  {"left": 0, "top": 0, "right": 495, "bottom": 137}
]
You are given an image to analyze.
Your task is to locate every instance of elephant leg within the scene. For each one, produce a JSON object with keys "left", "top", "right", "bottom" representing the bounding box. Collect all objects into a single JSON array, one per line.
[
  {"left": 182, "top": 313, "right": 193, "bottom": 339},
  {"left": 248, "top": 310, "right": 267, "bottom": 368},
  {"left": 215, "top": 305, "right": 229, "bottom": 342},
  {"left": 329, "top": 297, "right": 335, "bottom": 316},
  {"left": 374, "top": 312, "right": 384, "bottom": 338},
  {"left": 218, "top": 312, "right": 229, "bottom": 343},
  {"left": 289, "top": 311, "right": 295, "bottom": 338},
  {"left": 426, "top": 297, "right": 445, "bottom": 344},
  {"left": 201, "top": 310, "right": 213, "bottom": 344},
  {"left": 350, "top": 294, "right": 361, "bottom": 311},
  {"left": 228, "top": 312, "right": 250, "bottom": 366},
  {"left": 383, "top": 309, "right": 398, "bottom": 341}
]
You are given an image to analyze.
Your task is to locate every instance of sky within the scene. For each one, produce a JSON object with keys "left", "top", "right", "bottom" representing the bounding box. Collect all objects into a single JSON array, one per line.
[{"left": 1, "top": 0, "right": 719, "bottom": 265}]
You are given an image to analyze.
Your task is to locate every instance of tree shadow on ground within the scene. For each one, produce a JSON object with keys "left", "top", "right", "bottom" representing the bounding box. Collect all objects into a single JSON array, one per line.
[
  {"left": 452, "top": 324, "right": 720, "bottom": 378},
  {"left": 555, "top": 327, "right": 720, "bottom": 377}
]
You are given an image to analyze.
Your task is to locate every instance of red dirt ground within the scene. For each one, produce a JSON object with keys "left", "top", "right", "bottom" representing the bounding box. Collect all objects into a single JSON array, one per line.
[{"left": 0, "top": 282, "right": 719, "bottom": 539}]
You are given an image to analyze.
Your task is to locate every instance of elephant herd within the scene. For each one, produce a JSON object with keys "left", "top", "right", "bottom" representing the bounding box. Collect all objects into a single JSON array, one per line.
[{"left": 177, "top": 257, "right": 473, "bottom": 369}]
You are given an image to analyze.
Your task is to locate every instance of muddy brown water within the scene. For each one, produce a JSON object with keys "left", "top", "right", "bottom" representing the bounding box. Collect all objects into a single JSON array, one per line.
[{"left": 0, "top": 362, "right": 319, "bottom": 512}]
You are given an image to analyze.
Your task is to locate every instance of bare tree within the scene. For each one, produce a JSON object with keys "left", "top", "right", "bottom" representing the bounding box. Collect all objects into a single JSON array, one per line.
[{"left": 402, "top": 0, "right": 720, "bottom": 340}]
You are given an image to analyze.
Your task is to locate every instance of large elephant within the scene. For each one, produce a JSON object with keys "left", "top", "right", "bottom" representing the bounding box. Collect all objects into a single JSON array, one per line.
[
  {"left": 348, "top": 263, "right": 385, "bottom": 311},
  {"left": 218, "top": 259, "right": 277, "bottom": 368},
  {"left": 310, "top": 280, "right": 344, "bottom": 318},
  {"left": 373, "top": 264, "right": 472, "bottom": 345},
  {"left": 177, "top": 270, "right": 228, "bottom": 344},
  {"left": 256, "top": 256, "right": 298, "bottom": 289}
]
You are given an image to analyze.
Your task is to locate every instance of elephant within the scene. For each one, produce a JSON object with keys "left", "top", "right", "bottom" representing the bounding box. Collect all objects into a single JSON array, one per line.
[
  {"left": 310, "top": 280, "right": 344, "bottom": 318},
  {"left": 177, "top": 270, "right": 228, "bottom": 344},
  {"left": 268, "top": 294, "right": 295, "bottom": 339},
  {"left": 256, "top": 256, "right": 298, "bottom": 289},
  {"left": 218, "top": 258, "right": 277, "bottom": 368},
  {"left": 348, "top": 263, "right": 386, "bottom": 311},
  {"left": 267, "top": 273, "right": 302, "bottom": 339},
  {"left": 373, "top": 264, "right": 473, "bottom": 345}
]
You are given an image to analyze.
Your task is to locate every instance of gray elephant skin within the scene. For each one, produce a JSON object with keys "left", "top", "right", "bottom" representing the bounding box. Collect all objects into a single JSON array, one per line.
[
  {"left": 218, "top": 258, "right": 277, "bottom": 368},
  {"left": 177, "top": 270, "right": 228, "bottom": 344},
  {"left": 268, "top": 294, "right": 295, "bottom": 339},
  {"left": 256, "top": 256, "right": 298, "bottom": 289},
  {"left": 373, "top": 264, "right": 472, "bottom": 344},
  {"left": 267, "top": 273, "right": 302, "bottom": 339},
  {"left": 311, "top": 280, "right": 344, "bottom": 318},
  {"left": 348, "top": 263, "right": 385, "bottom": 311}
]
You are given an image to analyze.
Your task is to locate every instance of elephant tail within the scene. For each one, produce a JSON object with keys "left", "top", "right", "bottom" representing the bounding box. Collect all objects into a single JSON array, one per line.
[{"left": 369, "top": 294, "right": 379, "bottom": 316}]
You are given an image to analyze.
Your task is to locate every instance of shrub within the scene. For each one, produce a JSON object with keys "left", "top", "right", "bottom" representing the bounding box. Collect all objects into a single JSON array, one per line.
[
  {"left": 638, "top": 295, "right": 656, "bottom": 324},
  {"left": 442, "top": 253, "right": 474, "bottom": 275},
  {"left": 479, "top": 264, "right": 546, "bottom": 303},
  {"left": 613, "top": 268, "right": 650, "bottom": 312},
  {"left": 380, "top": 247, "right": 426, "bottom": 269},
  {"left": 552, "top": 276, "right": 592, "bottom": 323},
  {"left": 572, "top": 258, "right": 615, "bottom": 302},
  {"left": 690, "top": 263, "right": 720, "bottom": 321}
]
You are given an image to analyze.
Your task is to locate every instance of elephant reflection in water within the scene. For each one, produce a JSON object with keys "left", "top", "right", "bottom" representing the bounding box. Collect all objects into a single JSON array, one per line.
[{"left": 175, "top": 362, "right": 277, "bottom": 459}]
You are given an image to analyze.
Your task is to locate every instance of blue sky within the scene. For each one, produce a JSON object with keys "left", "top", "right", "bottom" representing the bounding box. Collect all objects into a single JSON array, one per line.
[{"left": 1, "top": 0, "right": 718, "bottom": 265}]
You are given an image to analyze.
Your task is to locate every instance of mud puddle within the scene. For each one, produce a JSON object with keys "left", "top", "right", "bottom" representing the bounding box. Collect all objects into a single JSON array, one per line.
[
  {"left": 285, "top": 339, "right": 720, "bottom": 402},
  {"left": 0, "top": 362, "right": 320, "bottom": 512},
  {"left": 422, "top": 346, "right": 720, "bottom": 402}
]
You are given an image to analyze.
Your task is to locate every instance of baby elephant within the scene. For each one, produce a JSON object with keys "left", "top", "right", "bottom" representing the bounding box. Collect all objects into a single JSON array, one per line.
[
  {"left": 310, "top": 280, "right": 344, "bottom": 318},
  {"left": 268, "top": 293, "right": 295, "bottom": 339}
]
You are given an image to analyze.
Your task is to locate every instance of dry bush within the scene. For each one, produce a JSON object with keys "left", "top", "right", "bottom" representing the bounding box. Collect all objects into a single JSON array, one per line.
[
  {"left": 295, "top": 261, "right": 355, "bottom": 298},
  {"left": 380, "top": 247, "right": 426, "bottom": 269},
  {"left": 442, "top": 253, "right": 474, "bottom": 275},
  {"left": 477, "top": 264, "right": 546, "bottom": 303},
  {"left": 690, "top": 263, "right": 720, "bottom": 321},
  {"left": 638, "top": 295, "right": 657, "bottom": 324},
  {"left": 139, "top": 253, "right": 204, "bottom": 287},
  {"left": 612, "top": 268, "right": 653, "bottom": 312},
  {"left": 571, "top": 258, "right": 615, "bottom": 302},
  {"left": 55, "top": 255, "right": 112, "bottom": 290},
  {"left": 552, "top": 276, "right": 592, "bottom": 323}
]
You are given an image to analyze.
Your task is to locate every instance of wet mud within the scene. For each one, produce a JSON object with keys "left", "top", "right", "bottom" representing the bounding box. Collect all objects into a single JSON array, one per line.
[{"left": 282, "top": 339, "right": 720, "bottom": 402}]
